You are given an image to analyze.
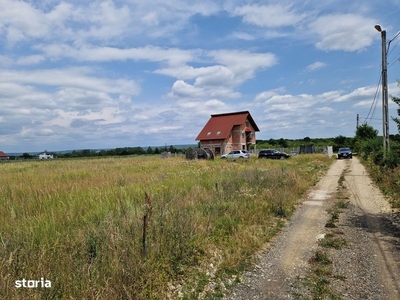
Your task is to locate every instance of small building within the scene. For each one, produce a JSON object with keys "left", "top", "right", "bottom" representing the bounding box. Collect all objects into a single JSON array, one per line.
[
  {"left": 196, "top": 111, "right": 260, "bottom": 156},
  {"left": 38, "top": 151, "right": 54, "bottom": 159},
  {"left": 0, "top": 151, "right": 9, "bottom": 160}
]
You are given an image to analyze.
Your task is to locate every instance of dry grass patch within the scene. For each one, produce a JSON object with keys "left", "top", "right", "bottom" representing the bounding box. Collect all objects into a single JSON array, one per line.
[{"left": 0, "top": 154, "right": 333, "bottom": 299}]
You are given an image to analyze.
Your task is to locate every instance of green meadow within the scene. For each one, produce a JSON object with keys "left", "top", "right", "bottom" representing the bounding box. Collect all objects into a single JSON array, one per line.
[{"left": 0, "top": 154, "right": 333, "bottom": 299}]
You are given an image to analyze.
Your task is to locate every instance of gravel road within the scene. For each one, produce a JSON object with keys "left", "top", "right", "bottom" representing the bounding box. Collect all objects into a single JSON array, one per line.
[{"left": 224, "top": 157, "right": 400, "bottom": 300}]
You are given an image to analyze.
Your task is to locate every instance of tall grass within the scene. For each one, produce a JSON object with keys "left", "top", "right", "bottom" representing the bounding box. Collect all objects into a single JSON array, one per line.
[
  {"left": 0, "top": 154, "right": 332, "bottom": 299},
  {"left": 362, "top": 157, "right": 400, "bottom": 209}
]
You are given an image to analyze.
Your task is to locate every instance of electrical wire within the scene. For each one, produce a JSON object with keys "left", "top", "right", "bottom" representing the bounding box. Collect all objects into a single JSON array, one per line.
[
  {"left": 364, "top": 74, "right": 382, "bottom": 124},
  {"left": 358, "top": 30, "right": 399, "bottom": 130},
  {"left": 387, "top": 31, "right": 400, "bottom": 68},
  {"left": 364, "top": 31, "right": 400, "bottom": 126}
]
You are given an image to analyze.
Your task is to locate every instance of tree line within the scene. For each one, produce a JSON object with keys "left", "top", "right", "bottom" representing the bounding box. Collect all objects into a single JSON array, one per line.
[
  {"left": 55, "top": 146, "right": 187, "bottom": 158},
  {"left": 19, "top": 146, "right": 187, "bottom": 159}
]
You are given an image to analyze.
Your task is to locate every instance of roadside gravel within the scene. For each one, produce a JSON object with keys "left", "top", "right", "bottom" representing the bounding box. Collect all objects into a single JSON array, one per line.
[{"left": 224, "top": 157, "right": 400, "bottom": 300}]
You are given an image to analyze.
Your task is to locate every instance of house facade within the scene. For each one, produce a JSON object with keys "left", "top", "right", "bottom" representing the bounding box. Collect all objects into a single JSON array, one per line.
[
  {"left": 38, "top": 151, "right": 54, "bottom": 159},
  {"left": 0, "top": 151, "right": 9, "bottom": 160},
  {"left": 196, "top": 111, "right": 259, "bottom": 156}
]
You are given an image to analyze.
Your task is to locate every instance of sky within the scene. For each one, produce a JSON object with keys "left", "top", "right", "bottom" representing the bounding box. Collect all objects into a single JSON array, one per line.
[{"left": 1, "top": 0, "right": 400, "bottom": 153}]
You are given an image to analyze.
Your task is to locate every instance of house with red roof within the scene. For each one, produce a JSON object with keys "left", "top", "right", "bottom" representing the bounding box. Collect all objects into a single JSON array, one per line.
[
  {"left": 196, "top": 111, "right": 259, "bottom": 156},
  {"left": 0, "top": 151, "right": 9, "bottom": 160}
]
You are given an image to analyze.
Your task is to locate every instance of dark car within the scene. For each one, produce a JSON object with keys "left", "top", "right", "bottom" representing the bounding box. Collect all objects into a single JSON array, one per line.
[
  {"left": 258, "top": 149, "right": 290, "bottom": 159},
  {"left": 337, "top": 148, "right": 352, "bottom": 159}
]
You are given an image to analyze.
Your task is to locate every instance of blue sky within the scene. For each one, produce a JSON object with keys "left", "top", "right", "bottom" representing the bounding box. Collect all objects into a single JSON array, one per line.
[{"left": 1, "top": 0, "right": 400, "bottom": 153}]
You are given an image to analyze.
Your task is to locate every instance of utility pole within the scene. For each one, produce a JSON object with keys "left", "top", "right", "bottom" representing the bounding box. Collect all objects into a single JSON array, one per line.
[
  {"left": 356, "top": 114, "right": 359, "bottom": 129},
  {"left": 375, "top": 24, "right": 390, "bottom": 158}
]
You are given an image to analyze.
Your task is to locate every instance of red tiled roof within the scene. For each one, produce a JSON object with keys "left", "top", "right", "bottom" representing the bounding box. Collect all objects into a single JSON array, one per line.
[
  {"left": 196, "top": 111, "right": 259, "bottom": 141},
  {"left": 0, "top": 151, "right": 8, "bottom": 157}
]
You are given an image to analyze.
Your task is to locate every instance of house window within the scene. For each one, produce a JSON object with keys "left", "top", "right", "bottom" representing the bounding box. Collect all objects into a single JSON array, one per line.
[
  {"left": 207, "top": 132, "right": 211, "bottom": 136},
  {"left": 216, "top": 131, "right": 221, "bottom": 135},
  {"left": 242, "top": 132, "right": 245, "bottom": 138}
]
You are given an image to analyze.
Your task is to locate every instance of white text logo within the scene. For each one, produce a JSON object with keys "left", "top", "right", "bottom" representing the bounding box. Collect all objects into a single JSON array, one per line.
[{"left": 15, "top": 278, "right": 51, "bottom": 288}]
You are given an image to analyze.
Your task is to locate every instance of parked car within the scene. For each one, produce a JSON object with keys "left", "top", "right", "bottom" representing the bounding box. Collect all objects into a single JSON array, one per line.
[
  {"left": 337, "top": 148, "right": 352, "bottom": 159},
  {"left": 258, "top": 149, "right": 290, "bottom": 159},
  {"left": 221, "top": 150, "right": 250, "bottom": 159}
]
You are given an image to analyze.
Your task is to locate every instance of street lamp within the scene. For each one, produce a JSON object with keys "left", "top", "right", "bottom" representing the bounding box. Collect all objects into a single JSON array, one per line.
[{"left": 375, "top": 24, "right": 389, "bottom": 157}]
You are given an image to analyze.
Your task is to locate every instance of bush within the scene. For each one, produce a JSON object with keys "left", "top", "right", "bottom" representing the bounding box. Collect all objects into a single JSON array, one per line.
[{"left": 355, "top": 137, "right": 382, "bottom": 160}]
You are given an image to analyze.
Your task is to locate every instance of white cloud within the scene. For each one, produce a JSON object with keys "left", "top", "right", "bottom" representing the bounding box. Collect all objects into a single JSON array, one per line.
[
  {"left": 308, "top": 14, "right": 377, "bottom": 52},
  {"left": 255, "top": 87, "right": 287, "bottom": 101},
  {"left": 43, "top": 107, "right": 126, "bottom": 128},
  {"left": 233, "top": 4, "right": 306, "bottom": 28},
  {"left": 208, "top": 50, "right": 277, "bottom": 83},
  {"left": 142, "top": 12, "right": 159, "bottom": 26},
  {"left": 0, "top": 68, "right": 141, "bottom": 96},
  {"left": 16, "top": 55, "right": 45, "bottom": 65},
  {"left": 332, "top": 86, "right": 377, "bottom": 103},
  {"left": 38, "top": 44, "right": 198, "bottom": 67},
  {"left": 0, "top": 0, "right": 50, "bottom": 43},
  {"left": 169, "top": 80, "right": 205, "bottom": 99},
  {"left": 306, "top": 61, "right": 326, "bottom": 71}
]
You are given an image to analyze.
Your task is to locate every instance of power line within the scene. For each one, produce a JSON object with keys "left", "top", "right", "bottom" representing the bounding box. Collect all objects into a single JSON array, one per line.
[
  {"left": 387, "top": 31, "right": 400, "bottom": 68},
  {"left": 359, "top": 116, "right": 382, "bottom": 121},
  {"left": 364, "top": 73, "right": 381, "bottom": 124},
  {"left": 363, "top": 29, "right": 399, "bottom": 134}
]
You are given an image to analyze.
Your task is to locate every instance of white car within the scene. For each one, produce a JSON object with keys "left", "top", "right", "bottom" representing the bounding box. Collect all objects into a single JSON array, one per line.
[{"left": 221, "top": 150, "right": 250, "bottom": 159}]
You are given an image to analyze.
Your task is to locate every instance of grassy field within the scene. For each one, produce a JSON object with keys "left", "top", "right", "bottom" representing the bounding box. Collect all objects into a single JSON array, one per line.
[{"left": 0, "top": 154, "right": 333, "bottom": 299}]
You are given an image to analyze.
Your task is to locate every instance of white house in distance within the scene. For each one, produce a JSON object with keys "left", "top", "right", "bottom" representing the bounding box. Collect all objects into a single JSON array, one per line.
[{"left": 37, "top": 151, "right": 54, "bottom": 159}]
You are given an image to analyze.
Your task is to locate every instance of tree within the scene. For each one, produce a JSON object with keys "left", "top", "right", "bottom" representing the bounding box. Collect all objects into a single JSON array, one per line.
[
  {"left": 278, "top": 138, "right": 288, "bottom": 148},
  {"left": 391, "top": 95, "right": 400, "bottom": 132},
  {"left": 21, "top": 153, "right": 32, "bottom": 159},
  {"left": 333, "top": 135, "right": 347, "bottom": 146},
  {"left": 355, "top": 123, "right": 378, "bottom": 140},
  {"left": 354, "top": 123, "right": 380, "bottom": 160},
  {"left": 146, "top": 146, "right": 154, "bottom": 155},
  {"left": 268, "top": 138, "right": 278, "bottom": 145}
]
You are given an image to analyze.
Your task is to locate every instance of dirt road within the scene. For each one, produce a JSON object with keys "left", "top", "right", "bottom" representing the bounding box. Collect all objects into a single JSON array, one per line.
[{"left": 225, "top": 157, "right": 400, "bottom": 299}]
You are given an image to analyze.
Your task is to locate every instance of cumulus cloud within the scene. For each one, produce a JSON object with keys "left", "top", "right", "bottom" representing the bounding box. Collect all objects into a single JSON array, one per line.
[
  {"left": 1, "top": 0, "right": 399, "bottom": 151},
  {"left": 0, "top": 68, "right": 140, "bottom": 96},
  {"left": 308, "top": 14, "right": 377, "bottom": 52},
  {"left": 208, "top": 50, "right": 277, "bottom": 81},
  {"left": 250, "top": 82, "right": 400, "bottom": 137},
  {"left": 233, "top": 4, "right": 306, "bottom": 28},
  {"left": 169, "top": 80, "right": 205, "bottom": 99}
]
